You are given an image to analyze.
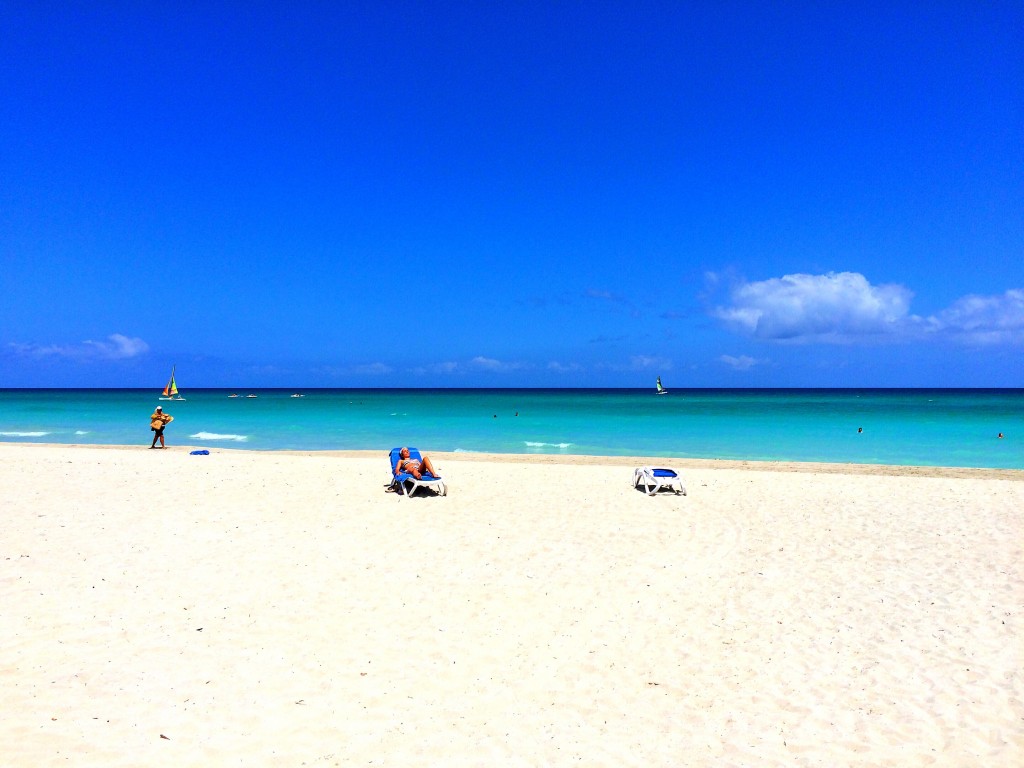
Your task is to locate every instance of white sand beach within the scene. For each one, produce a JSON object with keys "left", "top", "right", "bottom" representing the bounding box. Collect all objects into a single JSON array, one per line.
[{"left": 2, "top": 443, "right": 1022, "bottom": 766}]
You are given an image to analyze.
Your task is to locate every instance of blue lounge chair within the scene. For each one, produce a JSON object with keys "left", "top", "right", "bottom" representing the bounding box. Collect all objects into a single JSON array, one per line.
[
  {"left": 389, "top": 447, "right": 447, "bottom": 497},
  {"left": 633, "top": 466, "right": 686, "bottom": 496}
]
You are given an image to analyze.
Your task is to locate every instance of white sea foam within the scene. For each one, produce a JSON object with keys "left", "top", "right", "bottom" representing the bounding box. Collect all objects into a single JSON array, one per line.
[
  {"left": 75, "top": 430, "right": 89, "bottom": 435},
  {"left": 190, "top": 432, "right": 248, "bottom": 442},
  {"left": 525, "top": 441, "right": 572, "bottom": 449},
  {"left": 0, "top": 431, "right": 50, "bottom": 437}
]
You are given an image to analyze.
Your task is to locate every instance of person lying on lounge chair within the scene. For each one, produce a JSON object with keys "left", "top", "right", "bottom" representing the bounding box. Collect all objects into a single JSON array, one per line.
[{"left": 394, "top": 447, "right": 440, "bottom": 480}]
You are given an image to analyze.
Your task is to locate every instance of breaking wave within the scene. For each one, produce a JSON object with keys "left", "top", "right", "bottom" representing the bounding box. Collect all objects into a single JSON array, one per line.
[
  {"left": 0, "top": 431, "right": 50, "bottom": 437},
  {"left": 190, "top": 432, "right": 248, "bottom": 442},
  {"left": 525, "top": 441, "right": 572, "bottom": 449}
]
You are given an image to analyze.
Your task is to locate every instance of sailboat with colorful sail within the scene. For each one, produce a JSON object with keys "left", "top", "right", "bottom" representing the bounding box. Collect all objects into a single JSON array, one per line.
[
  {"left": 159, "top": 365, "right": 186, "bottom": 401},
  {"left": 656, "top": 376, "right": 669, "bottom": 395}
]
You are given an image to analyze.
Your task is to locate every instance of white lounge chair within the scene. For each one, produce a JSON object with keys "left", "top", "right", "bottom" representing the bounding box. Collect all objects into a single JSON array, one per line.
[{"left": 633, "top": 466, "right": 686, "bottom": 496}]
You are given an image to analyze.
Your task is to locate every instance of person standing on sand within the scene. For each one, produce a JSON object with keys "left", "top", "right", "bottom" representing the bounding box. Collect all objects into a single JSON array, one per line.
[{"left": 150, "top": 406, "right": 173, "bottom": 449}]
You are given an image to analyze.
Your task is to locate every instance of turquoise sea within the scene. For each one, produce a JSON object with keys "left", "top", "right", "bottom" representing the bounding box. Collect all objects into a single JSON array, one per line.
[{"left": 0, "top": 388, "right": 1021, "bottom": 469}]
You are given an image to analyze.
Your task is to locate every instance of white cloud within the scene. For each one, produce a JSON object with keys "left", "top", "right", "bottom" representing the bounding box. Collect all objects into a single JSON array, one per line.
[
  {"left": 91, "top": 334, "right": 149, "bottom": 358},
  {"left": 926, "top": 289, "right": 1024, "bottom": 345},
  {"left": 712, "top": 271, "right": 1024, "bottom": 347},
  {"left": 471, "top": 356, "right": 504, "bottom": 371},
  {"left": 713, "top": 272, "right": 913, "bottom": 342},
  {"left": 630, "top": 355, "right": 671, "bottom": 370},
  {"left": 547, "top": 360, "right": 583, "bottom": 373},
  {"left": 411, "top": 361, "right": 460, "bottom": 375},
  {"left": 9, "top": 333, "right": 149, "bottom": 360},
  {"left": 470, "top": 356, "right": 531, "bottom": 372},
  {"left": 351, "top": 362, "right": 393, "bottom": 375},
  {"left": 593, "top": 356, "right": 672, "bottom": 374},
  {"left": 410, "top": 357, "right": 531, "bottom": 376},
  {"left": 719, "top": 354, "right": 759, "bottom": 371}
]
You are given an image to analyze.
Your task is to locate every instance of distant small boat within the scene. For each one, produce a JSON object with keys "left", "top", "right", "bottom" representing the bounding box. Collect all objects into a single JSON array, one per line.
[
  {"left": 290, "top": 393, "right": 304, "bottom": 398},
  {"left": 246, "top": 394, "right": 258, "bottom": 398},
  {"left": 656, "top": 376, "right": 668, "bottom": 396},
  {"left": 159, "top": 366, "right": 186, "bottom": 401},
  {"left": 228, "top": 393, "right": 239, "bottom": 398}
]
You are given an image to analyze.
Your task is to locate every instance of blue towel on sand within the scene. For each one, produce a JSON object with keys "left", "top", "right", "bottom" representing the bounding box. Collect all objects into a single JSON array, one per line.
[{"left": 189, "top": 449, "right": 210, "bottom": 455}]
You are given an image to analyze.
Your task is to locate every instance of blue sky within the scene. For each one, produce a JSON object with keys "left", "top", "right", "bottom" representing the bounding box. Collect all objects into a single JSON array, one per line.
[{"left": 1, "top": 1, "right": 1021, "bottom": 388}]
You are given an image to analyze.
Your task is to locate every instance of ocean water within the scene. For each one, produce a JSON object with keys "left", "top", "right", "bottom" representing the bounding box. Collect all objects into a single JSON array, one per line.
[{"left": 0, "top": 388, "right": 1021, "bottom": 469}]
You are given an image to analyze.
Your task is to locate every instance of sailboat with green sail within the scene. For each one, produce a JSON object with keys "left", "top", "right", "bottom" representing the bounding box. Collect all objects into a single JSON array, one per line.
[{"left": 159, "top": 365, "right": 186, "bottom": 401}]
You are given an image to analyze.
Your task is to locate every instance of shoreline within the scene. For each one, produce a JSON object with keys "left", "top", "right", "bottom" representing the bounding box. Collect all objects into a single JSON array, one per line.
[
  {"left": 2, "top": 388, "right": 1020, "bottom": 471},
  {"left": 4, "top": 440, "right": 1024, "bottom": 481}
]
